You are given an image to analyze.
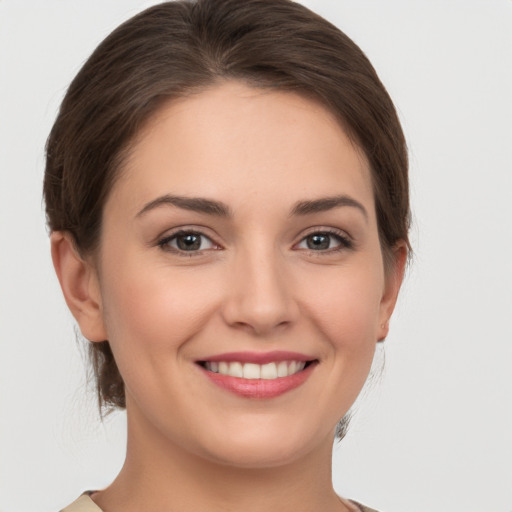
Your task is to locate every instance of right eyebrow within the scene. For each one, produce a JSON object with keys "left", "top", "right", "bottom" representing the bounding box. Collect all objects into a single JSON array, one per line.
[
  {"left": 135, "top": 194, "right": 232, "bottom": 219},
  {"left": 290, "top": 194, "right": 368, "bottom": 222}
]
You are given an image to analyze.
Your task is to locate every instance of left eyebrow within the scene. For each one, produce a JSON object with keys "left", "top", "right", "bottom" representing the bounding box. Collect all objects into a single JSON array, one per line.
[
  {"left": 135, "top": 194, "right": 232, "bottom": 218},
  {"left": 290, "top": 195, "right": 368, "bottom": 221}
]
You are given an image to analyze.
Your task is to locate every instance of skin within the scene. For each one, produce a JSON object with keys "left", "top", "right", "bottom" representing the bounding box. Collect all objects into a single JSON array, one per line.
[{"left": 51, "top": 81, "right": 406, "bottom": 512}]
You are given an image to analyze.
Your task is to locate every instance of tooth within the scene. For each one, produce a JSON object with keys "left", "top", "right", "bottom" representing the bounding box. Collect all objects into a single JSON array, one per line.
[
  {"left": 243, "top": 363, "right": 261, "bottom": 379},
  {"left": 228, "top": 361, "right": 243, "bottom": 378},
  {"left": 209, "top": 360, "right": 308, "bottom": 379},
  {"left": 277, "top": 361, "right": 288, "bottom": 377},
  {"left": 261, "top": 362, "right": 277, "bottom": 379}
]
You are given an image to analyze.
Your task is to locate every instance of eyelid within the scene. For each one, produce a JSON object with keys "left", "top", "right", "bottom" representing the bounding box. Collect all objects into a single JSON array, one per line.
[
  {"left": 293, "top": 227, "right": 354, "bottom": 252},
  {"left": 156, "top": 226, "right": 223, "bottom": 255},
  {"left": 153, "top": 225, "right": 354, "bottom": 256}
]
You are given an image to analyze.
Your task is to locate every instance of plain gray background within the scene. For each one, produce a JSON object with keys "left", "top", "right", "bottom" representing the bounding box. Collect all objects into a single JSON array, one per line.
[{"left": 1, "top": 1, "right": 511, "bottom": 511}]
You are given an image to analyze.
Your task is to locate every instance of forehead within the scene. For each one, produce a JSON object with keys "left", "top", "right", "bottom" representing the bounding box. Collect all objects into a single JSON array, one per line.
[{"left": 108, "top": 81, "right": 375, "bottom": 218}]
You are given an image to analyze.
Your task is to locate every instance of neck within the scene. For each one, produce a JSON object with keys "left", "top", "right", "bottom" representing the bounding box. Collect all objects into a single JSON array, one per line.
[{"left": 93, "top": 404, "right": 346, "bottom": 512}]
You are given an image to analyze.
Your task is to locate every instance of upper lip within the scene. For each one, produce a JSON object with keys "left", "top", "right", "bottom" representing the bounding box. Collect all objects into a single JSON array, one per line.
[{"left": 196, "top": 351, "right": 316, "bottom": 365}]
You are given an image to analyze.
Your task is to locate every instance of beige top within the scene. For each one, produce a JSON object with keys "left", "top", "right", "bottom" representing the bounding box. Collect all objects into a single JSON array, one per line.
[{"left": 60, "top": 492, "right": 379, "bottom": 512}]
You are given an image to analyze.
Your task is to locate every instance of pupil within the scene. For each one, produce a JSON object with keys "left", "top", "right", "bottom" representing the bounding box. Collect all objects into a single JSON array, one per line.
[
  {"left": 308, "top": 234, "right": 329, "bottom": 250},
  {"left": 177, "top": 234, "right": 201, "bottom": 250}
]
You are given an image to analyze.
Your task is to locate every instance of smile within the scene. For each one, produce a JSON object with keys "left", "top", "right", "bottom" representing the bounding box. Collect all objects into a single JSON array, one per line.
[
  {"left": 202, "top": 360, "right": 308, "bottom": 379},
  {"left": 196, "top": 351, "right": 318, "bottom": 399}
]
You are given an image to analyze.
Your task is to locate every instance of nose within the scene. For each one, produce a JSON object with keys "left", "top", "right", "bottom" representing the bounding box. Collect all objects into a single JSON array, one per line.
[{"left": 221, "top": 246, "right": 299, "bottom": 336}]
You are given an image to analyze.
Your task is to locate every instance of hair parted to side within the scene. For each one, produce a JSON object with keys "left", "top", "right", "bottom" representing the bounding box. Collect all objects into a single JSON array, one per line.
[{"left": 44, "top": 0, "right": 410, "bottom": 427}]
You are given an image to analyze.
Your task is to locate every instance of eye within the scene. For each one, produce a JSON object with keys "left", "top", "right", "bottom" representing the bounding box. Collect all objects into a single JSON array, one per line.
[
  {"left": 158, "top": 230, "right": 219, "bottom": 253},
  {"left": 296, "top": 230, "right": 352, "bottom": 252}
]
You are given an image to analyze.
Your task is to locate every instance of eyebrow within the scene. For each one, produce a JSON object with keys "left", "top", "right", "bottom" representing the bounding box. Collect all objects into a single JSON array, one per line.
[
  {"left": 136, "top": 193, "right": 367, "bottom": 221},
  {"left": 136, "top": 194, "right": 232, "bottom": 218},
  {"left": 291, "top": 195, "right": 368, "bottom": 220}
]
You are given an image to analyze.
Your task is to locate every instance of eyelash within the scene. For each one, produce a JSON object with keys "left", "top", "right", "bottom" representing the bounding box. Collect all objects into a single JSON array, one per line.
[
  {"left": 157, "top": 230, "right": 219, "bottom": 256},
  {"left": 156, "top": 228, "right": 354, "bottom": 257},
  {"left": 296, "top": 229, "right": 354, "bottom": 253}
]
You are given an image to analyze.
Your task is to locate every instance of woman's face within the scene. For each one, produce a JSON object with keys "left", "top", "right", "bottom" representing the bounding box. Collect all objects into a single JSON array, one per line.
[{"left": 89, "top": 81, "right": 401, "bottom": 467}]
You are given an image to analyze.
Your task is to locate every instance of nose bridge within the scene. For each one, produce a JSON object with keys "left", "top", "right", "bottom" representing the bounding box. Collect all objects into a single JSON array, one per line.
[{"left": 222, "top": 238, "right": 297, "bottom": 335}]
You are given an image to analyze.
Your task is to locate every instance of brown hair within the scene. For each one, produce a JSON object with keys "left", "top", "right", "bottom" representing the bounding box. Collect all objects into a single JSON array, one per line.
[{"left": 44, "top": 0, "right": 410, "bottom": 416}]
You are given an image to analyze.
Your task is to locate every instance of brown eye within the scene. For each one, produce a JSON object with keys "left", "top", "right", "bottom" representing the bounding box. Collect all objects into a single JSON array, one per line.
[
  {"left": 306, "top": 233, "right": 332, "bottom": 250},
  {"left": 159, "top": 231, "right": 217, "bottom": 252},
  {"left": 176, "top": 233, "right": 202, "bottom": 250},
  {"left": 296, "top": 231, "right": 352, "bottom": 251}
]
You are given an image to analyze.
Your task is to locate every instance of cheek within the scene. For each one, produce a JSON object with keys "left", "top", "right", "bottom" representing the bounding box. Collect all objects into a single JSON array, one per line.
[
  {"left": 299, "top": 262, "right": 384, "bottom": 350},
  {"left": 100, "top": 262, "right": 223, "bottom": 366}
]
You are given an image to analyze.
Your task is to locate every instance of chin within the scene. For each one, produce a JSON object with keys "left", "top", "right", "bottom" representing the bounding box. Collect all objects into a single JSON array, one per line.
[{"left": 194, "top": 418, "right": 333, "bottom": 469}]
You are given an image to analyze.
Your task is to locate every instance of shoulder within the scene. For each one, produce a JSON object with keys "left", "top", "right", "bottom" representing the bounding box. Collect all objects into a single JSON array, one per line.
[
  {"left": 348, "top": 499, "right": 381, "bottom": 512},
  {"left": 59, "top": 493, "right": 102, "bottom": 512},
  {"left": 61, "top": 493, "right": 380, "bottom": 512}
]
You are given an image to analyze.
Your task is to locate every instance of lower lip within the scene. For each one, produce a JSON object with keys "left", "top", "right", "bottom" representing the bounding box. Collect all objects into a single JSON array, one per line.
[{"left": 199, "top": 363, "right": 317, "bottom": 399}]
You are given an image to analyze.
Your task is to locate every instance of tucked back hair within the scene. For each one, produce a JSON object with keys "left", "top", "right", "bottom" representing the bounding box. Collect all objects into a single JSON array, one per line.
[{"left": 44, "top": 0, "right": 410, "bottom": 414}]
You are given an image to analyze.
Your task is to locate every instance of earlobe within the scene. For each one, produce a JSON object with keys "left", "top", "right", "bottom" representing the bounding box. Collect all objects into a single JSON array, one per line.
[
  {"left": 50, "top": 231, "right": 107, "bottom": 342},
  {"left": 377, "top": 242, "right": 408, "bottom": 342}
]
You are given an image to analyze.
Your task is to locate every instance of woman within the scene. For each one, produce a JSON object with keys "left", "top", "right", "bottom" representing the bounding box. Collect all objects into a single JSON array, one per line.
[{"left": 44, "top": 0, "right": 409, "bottom": 511}]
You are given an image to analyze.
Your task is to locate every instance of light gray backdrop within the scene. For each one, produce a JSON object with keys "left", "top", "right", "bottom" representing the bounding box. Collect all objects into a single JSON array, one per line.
[{"left": 1, "top": 1, "right": 511, "bottom": 511}]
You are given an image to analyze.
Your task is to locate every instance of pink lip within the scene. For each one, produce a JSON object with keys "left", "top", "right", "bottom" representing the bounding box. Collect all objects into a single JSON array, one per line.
[
  {"left": 197, "top": 350, "right": 314, "bottom": 365},
  {"left": 197, "top": 356, "right": 318, "bottom": 399}
]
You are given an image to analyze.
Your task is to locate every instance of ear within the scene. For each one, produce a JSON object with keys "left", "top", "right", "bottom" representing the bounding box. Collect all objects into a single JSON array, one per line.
[
  {"left": 50, "top": 231, "right": 107, "bottom": 342},
  {"left": 377, "top": 242, "right": 408, "bottom": 342}
]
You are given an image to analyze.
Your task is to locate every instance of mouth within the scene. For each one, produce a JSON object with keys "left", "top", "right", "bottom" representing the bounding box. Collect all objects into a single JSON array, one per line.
[
  {"left": 196, "top": 351, "right": 318, "bottom": 398},
  {"left": 198, "top": 360, "right": 315, "bottom": 379}
]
